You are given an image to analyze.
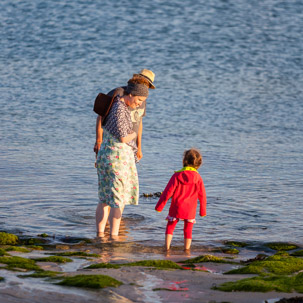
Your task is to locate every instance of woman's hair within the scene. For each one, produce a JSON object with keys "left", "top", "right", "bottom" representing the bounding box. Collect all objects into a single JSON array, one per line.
[
  {"left": 128, "top": 75, "right": 150, "bottom": 87},
  {"left": 183, "top": 148, "right": 203, "bottom": 169}
]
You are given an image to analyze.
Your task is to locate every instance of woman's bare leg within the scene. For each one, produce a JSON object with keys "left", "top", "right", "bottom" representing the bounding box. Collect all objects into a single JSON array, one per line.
[
  {"left": 96, "top": 203, "right": 110, "bottom": 236},
  {"left": 109, "top": 205, "right": 125, "bottom": 236}
]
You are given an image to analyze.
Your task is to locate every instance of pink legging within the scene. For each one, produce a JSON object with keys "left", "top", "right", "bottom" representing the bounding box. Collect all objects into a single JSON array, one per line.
[{"left": 165, "top": 219, "right": 194, "bottom": 239}]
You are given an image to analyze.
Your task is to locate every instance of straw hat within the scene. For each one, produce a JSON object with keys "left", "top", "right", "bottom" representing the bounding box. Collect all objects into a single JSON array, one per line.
[{"left": 135, "top": 69, "right": 156, "bottom": 89}]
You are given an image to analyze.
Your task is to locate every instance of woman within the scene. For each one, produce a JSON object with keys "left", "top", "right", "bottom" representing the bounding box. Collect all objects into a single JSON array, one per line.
[
  {"left": 94, "top": 69, "right": 156, "bottom": 161},
  {"left": 95, "top": 82, "right": 149, "bottom": 238}
]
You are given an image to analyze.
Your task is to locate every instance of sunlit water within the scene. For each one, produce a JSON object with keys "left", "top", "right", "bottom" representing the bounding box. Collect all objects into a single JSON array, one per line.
[{"left": 1, "top": 0, "right": 303, "bottom": 248}]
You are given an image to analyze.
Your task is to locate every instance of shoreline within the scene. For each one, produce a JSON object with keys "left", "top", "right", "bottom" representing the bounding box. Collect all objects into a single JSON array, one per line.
[{"left": 0, "top": 231, "right": 303, "bottom": 303}]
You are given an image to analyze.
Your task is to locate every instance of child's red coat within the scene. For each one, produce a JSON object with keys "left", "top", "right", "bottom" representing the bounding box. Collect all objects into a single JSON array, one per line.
[{"left": 155, "top": 170, "right": 207, "bottom": 219}]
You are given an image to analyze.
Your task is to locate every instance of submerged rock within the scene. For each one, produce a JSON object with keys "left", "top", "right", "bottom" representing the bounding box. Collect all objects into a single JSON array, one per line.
[
  {"left": 141, "top": 192, "right": 162, "bottom": 198},
  {"left": 265, "top": 242, "right": 299, "bottom": 251}
]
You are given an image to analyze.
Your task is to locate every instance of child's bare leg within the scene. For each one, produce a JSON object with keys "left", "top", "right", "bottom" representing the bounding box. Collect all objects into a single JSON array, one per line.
[
  {"left": 96, "top": 203, "right": 110, "bottom": 236},
  {"left": 165, "top": 234, "right": 173, "bottom": 251},
  {"left": 109, "top": 205, "right": 124, "bottom": 236},
  {"left": 184, "top": 221, "right": 194, "bottom": 251},
  {"left": 184, "top": 238, "right": 192, "bottom": 250},
  {"left": 165, "top": 220, "right": 178, "bottom": 251}
]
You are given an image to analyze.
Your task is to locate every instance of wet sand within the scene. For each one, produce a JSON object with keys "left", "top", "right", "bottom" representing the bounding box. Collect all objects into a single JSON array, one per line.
[{"left": 0, "top": 237, "right": 302, "bottom": 303}]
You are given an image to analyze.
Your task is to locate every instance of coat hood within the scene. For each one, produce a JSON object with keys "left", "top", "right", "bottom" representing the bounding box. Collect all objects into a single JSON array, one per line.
[{"left": 175, "top": 168, "right": 201, "bottom": 185}]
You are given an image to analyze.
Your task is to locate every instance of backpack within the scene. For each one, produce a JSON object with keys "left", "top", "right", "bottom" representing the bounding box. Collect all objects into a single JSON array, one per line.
[{"left": 93, "top": 92, "right": 116, "bottom": 118}]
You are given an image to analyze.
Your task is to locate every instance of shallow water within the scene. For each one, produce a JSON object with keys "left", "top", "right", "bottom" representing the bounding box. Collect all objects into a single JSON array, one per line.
[{"left": 1, "top": 0, "right": 303, "bottom": 247}]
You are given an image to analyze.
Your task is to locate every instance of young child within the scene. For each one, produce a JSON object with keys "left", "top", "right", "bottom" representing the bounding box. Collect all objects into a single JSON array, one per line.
[{"left": 155, "top": 148, "right": 207, "bottom": 251}]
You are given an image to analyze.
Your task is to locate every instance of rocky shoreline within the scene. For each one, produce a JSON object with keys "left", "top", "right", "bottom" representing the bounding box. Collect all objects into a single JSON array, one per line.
[{"left": 1, "top": 231, "right": 303, "bottom": 303}]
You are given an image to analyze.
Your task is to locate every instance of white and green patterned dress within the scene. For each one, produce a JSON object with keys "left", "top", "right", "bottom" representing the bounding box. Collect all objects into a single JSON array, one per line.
[{"left": 96, "top": 97, "right": 139, "bottom": 208}]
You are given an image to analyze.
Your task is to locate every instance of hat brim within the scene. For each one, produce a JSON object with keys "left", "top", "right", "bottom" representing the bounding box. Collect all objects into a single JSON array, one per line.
[{"left": 136, "top": 73, "right": 156, "bottom": 89}]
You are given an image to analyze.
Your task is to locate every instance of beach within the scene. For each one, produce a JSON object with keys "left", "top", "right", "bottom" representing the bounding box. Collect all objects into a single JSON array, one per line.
[{"left": 1, "top": 233, "right": 303, "bottom": 303}]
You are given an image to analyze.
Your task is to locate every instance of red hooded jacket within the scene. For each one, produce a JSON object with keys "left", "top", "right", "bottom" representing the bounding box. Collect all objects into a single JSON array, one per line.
[{"left": 155, "top": 168, "right": 207, "bottom": 219}]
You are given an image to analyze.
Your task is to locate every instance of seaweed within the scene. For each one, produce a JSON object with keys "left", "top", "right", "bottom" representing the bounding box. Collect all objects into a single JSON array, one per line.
[
  {"left": 32, "top": 256, "right": 72, "bottom": 263},
  {"left": 27, "top": 245, "right": 44, "bottom": 250},
  {"left": 221, "top": 248, "right": 239, "bottom": 254},
  {"left": 224, "top": 241, "right": 248, "bottom": 248},
  {"left": 0, "top": 248, "right": 9, "bottom": 256},
  {"left": 0, "top": 256, "right": 41, "bottom": 271},
  {"left": 85, "top": 263, "right": 121, "bottom": 269},
  {"left": 50, "top": 251, "right": 99, "bottom": 258},
  {"left": 37, "top": 233, "right": 49, "bottom": 238},
  {"left": 85, "top": 260, "right": 183, "bottom": 270},
  {"left": 57, "top": 274, "right": 123, "bottom": 289},
  {"left": 291, "top": 250, "right": 303, "bottom": 257},
  {"left": 182, "top": 254, "right": 235, "bottom": 264},
  {"left": 19, "top": 237, "right": 48, "bottom": 246},
  {"left": 213, "top": 272, "right": 303, "bottom": 293},
  {"left": 5, "top": 246, "right": 30, "bottom": 253},
  {"left": 265, "top": 242, "right": 299, "bottom": 251},
  {"left": 0, "top": 232, "right": 18, "bottom": 245},
  {"left": 122, "top": 260, "right": 183, "bottom": 269},
  {"left": 225, "top": 254, "right": 303, "bottom": 275}
]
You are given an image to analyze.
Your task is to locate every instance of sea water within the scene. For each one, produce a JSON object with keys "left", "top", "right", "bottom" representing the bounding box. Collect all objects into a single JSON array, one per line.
[{"left": 1, "top": 0, "right": 303, "bottom": 247}]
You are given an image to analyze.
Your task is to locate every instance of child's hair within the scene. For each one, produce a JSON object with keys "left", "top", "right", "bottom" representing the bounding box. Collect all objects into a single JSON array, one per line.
[{"left": 183, "top": 148, "right": 203, "bottom": 169}]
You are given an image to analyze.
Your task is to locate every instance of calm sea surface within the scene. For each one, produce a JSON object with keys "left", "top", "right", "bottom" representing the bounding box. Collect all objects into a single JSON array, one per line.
[{"left": 1, "top": 0, "right": 303, "bottom": 247}]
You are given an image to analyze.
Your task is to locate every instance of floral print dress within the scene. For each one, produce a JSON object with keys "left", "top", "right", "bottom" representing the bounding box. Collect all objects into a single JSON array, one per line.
[{"left": 96, "top": 97, "right": 139, "bottom": 208}]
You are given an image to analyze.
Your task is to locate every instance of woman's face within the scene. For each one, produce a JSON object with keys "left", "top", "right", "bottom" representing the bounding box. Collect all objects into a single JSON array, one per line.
[{"left": 127, "top": 95, "right": 147, "bottom": 109}]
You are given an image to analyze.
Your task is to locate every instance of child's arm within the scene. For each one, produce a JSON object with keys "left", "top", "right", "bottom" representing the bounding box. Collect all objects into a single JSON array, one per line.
[
  {"left": 155, "top": 174, "right": 178, "bottom": 212},
  {"left": 198, "top": 178, "right": 207, "bottom": 217}
]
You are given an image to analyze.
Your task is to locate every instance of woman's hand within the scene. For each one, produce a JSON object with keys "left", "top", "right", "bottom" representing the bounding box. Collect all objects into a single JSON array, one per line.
[
  {"left": 137, "top": 148, "right": 143, "bottom": 160},
  {"left": 94, "top": 141, "right": 102, "bottom": 155}
]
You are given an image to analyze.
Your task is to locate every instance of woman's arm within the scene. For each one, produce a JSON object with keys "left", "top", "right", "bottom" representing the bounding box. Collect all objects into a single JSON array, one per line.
[
  {"left": 136, "top": 119, "right": 143, "bottom": 160},
  {"left": 94, "top": 115, "right": 103, "bottom": 155}
]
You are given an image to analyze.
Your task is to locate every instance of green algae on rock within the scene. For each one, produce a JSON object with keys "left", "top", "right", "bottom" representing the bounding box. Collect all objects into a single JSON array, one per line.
[
  {"left": 221, "top": 248, "right": 240, "bottom": 254},
  {"left": 0, "top": 256, "right": 41, "bottom": 271},
  {"left": 0, "top": 277, "right": 4, "bottom": 282},
  {"left": 225, "top": 254, "right": 303, "bottom": 275},
  {"left": 265, "top": 242, "right": 299, "bottom": 251},
  {"left": 5, "top": 246, "right": 30, "bottom": 253},
  {"left": 0, "top": 248, "right": 9, "bottom": 256},
  {"left": 37, "top": 233, "right": 49, "bottom": 238},
  {"left": 122, "top": 260, "right": 183, "bottom": 269},
  {"left": 224, "top": 241, "right": 248, "bottom": 248},
  {"left": 290, "top": 250, "right": 303, "bottom": 257},
  {"left": 183, "top": 254, "right": 235, "bottom": 264},
  {"left": 51, "top": 251, "right": 99, "bottom": 258},
  {"left": 0, "top": 232, "right": 18, "bottom": 245},
  {"left": 19, "top": 237, "right": 48, "bottom": 246},
  {"left": 85, "top": 263, "right": 121, "bottom": 269},
  {"left": 57, "top": 274, "right": 123, "bottom": 289},
  {"left": 32, "top": 256, "right": 72, "bottom": 263},
  {"left": 27, "top": 245, "right": 44, "bottom": 250},
  {"left": 213, "top": 272, "right": 303, "bottom": 293}
]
